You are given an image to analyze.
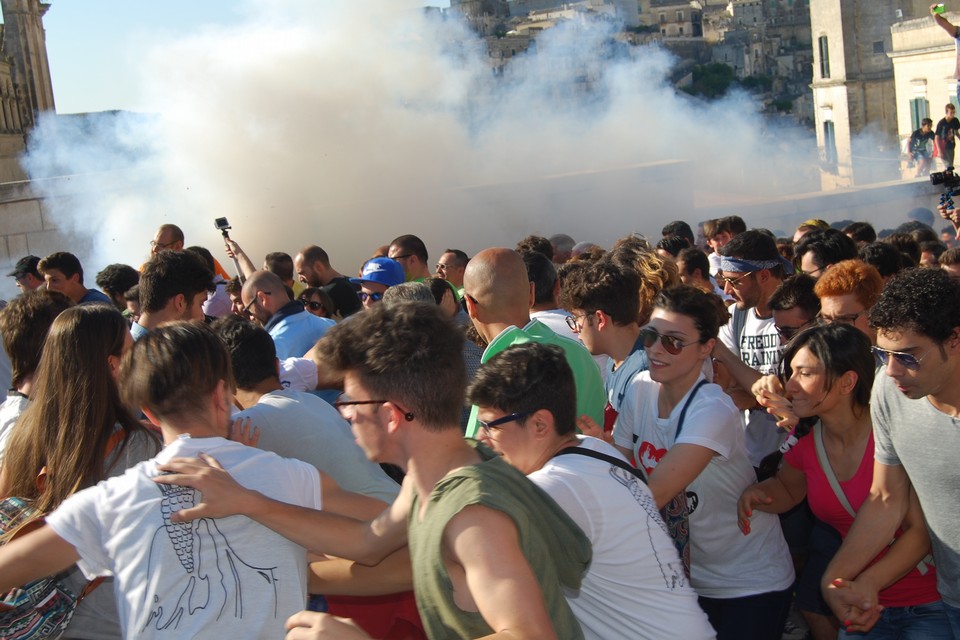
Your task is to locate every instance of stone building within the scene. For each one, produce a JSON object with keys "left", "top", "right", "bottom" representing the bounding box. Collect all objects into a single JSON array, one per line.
[
  {"left": 648, "top": 0, "right": 703, "bottom": 37},
  {"left": 0, "top": 0, "right": 54, "bottom": 182},
  {"left": 809, "top": 0, "right": 930, "bottom": 188},
  {"left": 889, "top": 11, "right": 958, "bottom": 174}
]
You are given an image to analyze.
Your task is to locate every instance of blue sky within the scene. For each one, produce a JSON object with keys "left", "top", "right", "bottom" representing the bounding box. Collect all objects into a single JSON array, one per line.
[{"left": 32, "top": 1, "right": 449, "bottom": 114}]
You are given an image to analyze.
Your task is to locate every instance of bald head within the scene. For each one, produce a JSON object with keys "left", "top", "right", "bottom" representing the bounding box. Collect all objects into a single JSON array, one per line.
[
  {"left": 241, "top": 270, "right": 292, "bottom": 324},
  {"left": 463, "top": 248, "right": 532, "bottom": 322}
]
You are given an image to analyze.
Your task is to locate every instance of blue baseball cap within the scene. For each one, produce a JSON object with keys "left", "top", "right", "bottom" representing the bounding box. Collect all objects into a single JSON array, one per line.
[{"left": 350, "top": 257, "right": 405, "bottom": 288}]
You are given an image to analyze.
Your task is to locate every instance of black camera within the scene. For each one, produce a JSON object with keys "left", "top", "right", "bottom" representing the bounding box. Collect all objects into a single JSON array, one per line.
[
  {"left": 214, "top": 217, "right": 231, "bottom": 232},
  {"left": 934, "top": 168, "right": 960, "bottom": 212}
]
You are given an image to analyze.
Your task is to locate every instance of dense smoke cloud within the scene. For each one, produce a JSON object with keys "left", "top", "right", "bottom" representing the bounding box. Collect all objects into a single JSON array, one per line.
[{"left": 23, "top": 0, "right": 820, "bottom": 277}]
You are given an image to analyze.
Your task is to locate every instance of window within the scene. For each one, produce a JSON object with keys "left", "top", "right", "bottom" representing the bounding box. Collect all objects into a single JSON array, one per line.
[
  {"left": 873, "top": 41, "right": 884, "bottom": 54},
  {"left": 659, "top": 13, "right": 666, "bottom": 24},
  {"left": 679, "top": 26, "right": 684, "bottom": 35},
  {"left": 910, "top": 98, "right": 930, "bottom": 131},
  {"left": 823, "top": 120, "right": 838, "bottom": 168},
  {"left": 818, "top": 36, "right": 830, "bottom": 79},
  {"left": 677, "top": 10, "right": 684, "bottom": 21}
]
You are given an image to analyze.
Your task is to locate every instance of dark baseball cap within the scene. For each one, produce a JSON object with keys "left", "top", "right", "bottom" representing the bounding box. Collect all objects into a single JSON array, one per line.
[{"left": 7, "top": 255, "right": 40, "bottom": 279}]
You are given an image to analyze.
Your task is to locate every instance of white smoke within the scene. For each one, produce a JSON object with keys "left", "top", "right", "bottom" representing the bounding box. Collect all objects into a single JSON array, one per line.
[{"left": 23, "top": 0, "right": 821, "bottom": 278}]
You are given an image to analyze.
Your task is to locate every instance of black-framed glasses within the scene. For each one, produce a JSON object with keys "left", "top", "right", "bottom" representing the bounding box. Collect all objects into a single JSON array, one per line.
[
  {"left": 817, "top": 310, "right": 867, "bottom": 325},
  {"left": 150, "top": 240, "right": 176, "bottom": 249},
  {"left": 775, "top": 319, "right": 815, "bottom": 342},
  {"left": 565, "top": 313, "right": 589, "bottom": 333},
  {"left": 477, "top": 412, "right": 528, "bottom": 432},
  {"left": 335, "top": 394, "right": 415, "bottom": 421},
  {"left": 639, "top": 328, "right": 699, "bottom": 355},
  {"left": 359, "top": 291, "right": 384, "bottom": 303},
  {"left": 872, "top": 345, "right": 934, "bottom": 372},
  {"left": 242, "top": 294, "right": 260, "bottom": 317},
  {"left": 716, "top": 272, "right": 754, "bottom": 288}
]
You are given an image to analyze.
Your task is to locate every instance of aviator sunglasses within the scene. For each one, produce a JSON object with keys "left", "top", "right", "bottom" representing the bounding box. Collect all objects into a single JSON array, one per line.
[{"left": 639, "top": 328, "right": 700, "bottom": 355}]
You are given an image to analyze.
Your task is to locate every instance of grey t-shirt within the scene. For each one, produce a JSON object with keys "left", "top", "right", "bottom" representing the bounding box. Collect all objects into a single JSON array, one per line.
[
  {"left": 236, "top": 389, "right": 399, "bottom": 504},
  {"left": 872, "top": 373, "right": 960, "bottom": 607}
]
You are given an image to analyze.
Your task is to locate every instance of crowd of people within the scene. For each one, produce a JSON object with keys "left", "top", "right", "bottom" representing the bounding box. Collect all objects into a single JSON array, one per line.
[{"left": 0, "top": 208, "right": 957, "bottom": 640}]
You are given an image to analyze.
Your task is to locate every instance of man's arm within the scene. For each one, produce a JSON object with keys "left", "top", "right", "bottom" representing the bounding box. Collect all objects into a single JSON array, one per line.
[
  {"left": 223, "top": 238, "right": 258, "bottom": 279},
  {"left": 822, "top": 462, "right": 911, "bottom": 591},
  {"left": 712, "top": 340, "right": 763, "bottom": 398},
  {"left": 932, "top": 3, "right": 960, "bottom": 37},
  {"left": 447, "top": 505, "right": 561, "bottom": 640},
  {"left": 0, "top": 525, "right": 80, "bottom": 593},
  {"left": 308, "top": 547, "right": 413, "bottom": 595},
  {"left": 156, "top": 454, "right": 409, "bottom": 565}
]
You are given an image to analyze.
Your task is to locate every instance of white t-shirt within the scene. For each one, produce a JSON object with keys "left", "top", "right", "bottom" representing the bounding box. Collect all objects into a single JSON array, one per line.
[
  {"left": 613, "top": 373, "right": 794, "bottom": 598},
  {"left": 718, "top": 304, "right": 785, "bottom": 467},
  {"left": 236, "top": 389, "right": 399, "bottom": 504},
  {"left": 278, "top": 357, "right": 318, "bottom": 392},
  {"left": 47, "top": 436, "right": 322, "bottom": 640},
  {"left": 0, "top": 392, "right": 28, "bottom": 465},
  {"left": 528, "top": 436, "right": 715, "bottom": 640}
]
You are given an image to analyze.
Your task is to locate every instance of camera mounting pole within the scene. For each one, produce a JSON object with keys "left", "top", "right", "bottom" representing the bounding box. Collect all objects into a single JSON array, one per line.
[{"left": 215, "top": 218, "right": 245, "bottom": 284}]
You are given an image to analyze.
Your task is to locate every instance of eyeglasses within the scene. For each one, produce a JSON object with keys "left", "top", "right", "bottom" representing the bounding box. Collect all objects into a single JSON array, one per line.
[
  {"left": 817, "top": 310, "right": 867, "bottom": 326},
  {"left": 871, "top": 345, "right": 934, "bottom": 372},
  {"left": 436, "top": 263, "right": 453, "bottom": 272},
  {"left": 477, "top": 412, "right": 528, "bottom": 432},
  {"left": 242, "top": 294, "right": 260, "bottom": 317},
  {"left": 335, "top": 394, "right": 415, "bottom": 421},
  {"left": 150, "top": 240, "right": 176, "bottom": 250},
  {"left": 639, "top": 328, "right": 699, "bottom": 355},
  {"left": 801, "top": 267, "right": 823, "bottom": 277},
  {"left": 716, "top": 272, "right": 754, "bottom": 288},
  {"left": 565, "top": 313, "right": 590, "bottom": 333},
  {"left": 775, "top": 319, "right": 815, "bottom": 342},
  {"left": 301, "top": 300, "right": 325, "bottom": 312},
  {"left": 359, "top": 291, "right": 384, "bottom": 303}
]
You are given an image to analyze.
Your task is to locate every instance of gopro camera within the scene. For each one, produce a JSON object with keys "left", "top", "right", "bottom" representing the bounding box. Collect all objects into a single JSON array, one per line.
[{"left": 214, "top": 217, "right": 231, "bottom": 232}]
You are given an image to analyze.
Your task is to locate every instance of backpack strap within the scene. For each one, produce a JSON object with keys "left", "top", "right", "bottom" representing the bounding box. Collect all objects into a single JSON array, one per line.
[
  {"left": 553, "top": 446, "right": 647, "bottom": 484},
  {"left": 730, "top": 305, "right": 748, "bottom": 360},
  {"left": 631, "top": 378, "right": 709, "bottom": 444}
]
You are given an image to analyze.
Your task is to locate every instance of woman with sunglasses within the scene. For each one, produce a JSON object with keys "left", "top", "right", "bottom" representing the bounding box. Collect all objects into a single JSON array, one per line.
[
  {"left": 298, "top": 287, "right": 337, "bottom": 320},
  {"left": 612, "top": 285, "right": 794, "bottom": 640},
  {"left": 739, "top": 324, "right": 947, "bottom": 639}
]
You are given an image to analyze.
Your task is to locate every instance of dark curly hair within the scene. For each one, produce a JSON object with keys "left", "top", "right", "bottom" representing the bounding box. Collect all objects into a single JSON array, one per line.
[
  {"left": 869, "top": 268, "right": 960, "bottom": 342},
  {"left": 317, "top": 301, "right": 465, "bottom": 429},
  {"left": 467, "top": 343, "right": 575, "bottom": 436},
  {"left": 560, "top": 260, "right": 640, "bottom": 326}
]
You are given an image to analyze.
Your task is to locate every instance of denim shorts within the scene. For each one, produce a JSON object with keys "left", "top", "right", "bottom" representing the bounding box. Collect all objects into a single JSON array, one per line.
[{"left": 838, "top": 600, "right": 952, "bottom": 640}]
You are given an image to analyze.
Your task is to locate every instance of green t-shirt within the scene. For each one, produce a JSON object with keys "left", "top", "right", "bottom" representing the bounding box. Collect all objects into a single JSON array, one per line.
[
  {"left": 464, "top": 320, "right": 605, "bottom": 438},
  {"left": 408, "top": 441, "right": 590, "bottom": 639}
]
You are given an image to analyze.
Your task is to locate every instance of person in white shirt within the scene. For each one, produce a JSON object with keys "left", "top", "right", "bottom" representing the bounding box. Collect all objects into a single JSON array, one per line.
[
  {"left": 0, "top": 322, "right": 379, "bottom": 639},
  {"left": 468, "top": 341, "right": 715, "bottom": 640},
  {"left": 612, "top": 285, "right": 794, "bottom": 640}
]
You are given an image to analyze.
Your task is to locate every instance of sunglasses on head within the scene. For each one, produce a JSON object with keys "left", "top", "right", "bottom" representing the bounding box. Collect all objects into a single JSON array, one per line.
[
  {"left": 639, "top": 328, "right": 699, "bottom": 355},
  {"left": 359, "top": 291, "right": 384, "bottom": 303},
  {"left": 871, "top": 345, "right": 933, "bottom": 372}
]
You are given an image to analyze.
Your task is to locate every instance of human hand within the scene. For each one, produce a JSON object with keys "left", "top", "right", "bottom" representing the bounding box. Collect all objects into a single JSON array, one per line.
[
  {"left": 285, "top": 611, "right": 372, "bottom": 640},
  {"left": 750, "top": 374, "right": 784, "bottom": 398},
  {"left": 737, "top": 485, "right": 773, "bottom": 535},
  {"left": 823, "top": 577, "right": 883, "bottom": 634},
  {"left": 224, "top": 238, "right": 241, "bottom": 259},
  {"left": 229, "top": 417, "right": 261, "bottom": 448},
  {"left": 154, "top": 453, "right": 255, "bottom": 522},
  {"left": 756, "top": 389, "right": 798, "bottom": 430},
  {"left": 576, "top": 414, "right": 613, "bottom": 444}
]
